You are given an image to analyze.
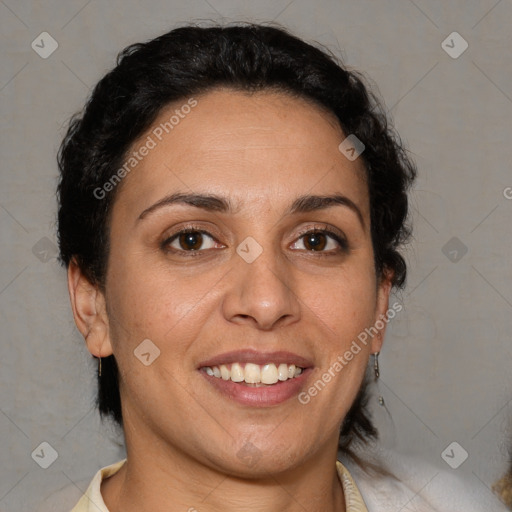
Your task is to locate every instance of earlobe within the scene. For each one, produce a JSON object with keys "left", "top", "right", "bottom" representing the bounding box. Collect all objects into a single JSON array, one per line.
[
  {"left": 371, "top": 269, "right": 394, "bottom": 354},
  {"left": 67, "top": 258, "right": 113, "bottom": 358}
]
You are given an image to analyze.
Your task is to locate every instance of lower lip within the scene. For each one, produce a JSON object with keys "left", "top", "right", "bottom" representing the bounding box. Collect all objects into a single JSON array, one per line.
[{"left": 199, "top": 368, "right": 312, "bottom": 407}]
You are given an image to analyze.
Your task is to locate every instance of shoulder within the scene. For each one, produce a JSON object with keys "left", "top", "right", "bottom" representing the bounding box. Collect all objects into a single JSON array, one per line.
[
  {"left": 36, "top": 476, "right": 91, "bottom": 512},
  {"left": 340, "top": 446, "right": 509, "bottom": 512},
  {"left": 37, "top": 459, "right": 126, "bottom": 512}
]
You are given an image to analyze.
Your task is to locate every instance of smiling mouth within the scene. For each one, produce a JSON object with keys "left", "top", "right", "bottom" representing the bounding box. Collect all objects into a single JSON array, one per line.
[{"left": 200, "top": 362, "right": 304, "bottom": 386}]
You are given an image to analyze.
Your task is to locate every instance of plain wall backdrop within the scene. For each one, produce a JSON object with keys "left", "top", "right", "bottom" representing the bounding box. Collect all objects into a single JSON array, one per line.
[{"left": 0, "top": 0, "right": 511, "bottom": 510}]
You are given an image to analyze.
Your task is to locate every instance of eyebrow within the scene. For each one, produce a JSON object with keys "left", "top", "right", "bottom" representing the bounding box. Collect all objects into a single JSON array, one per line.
[{"left": 137, "top": 192, "right": 365, "bottom": 230}]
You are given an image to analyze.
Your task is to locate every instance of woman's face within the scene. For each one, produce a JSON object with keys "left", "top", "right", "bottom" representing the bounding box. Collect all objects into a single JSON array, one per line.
[{"left": 87, "top": 89, "right": 391, "bottom": 475}]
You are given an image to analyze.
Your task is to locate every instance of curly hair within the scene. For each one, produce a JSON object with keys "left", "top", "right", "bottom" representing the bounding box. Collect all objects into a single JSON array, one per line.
[{"left": 57, "top": 22, "right": 416, "bottom": 469}]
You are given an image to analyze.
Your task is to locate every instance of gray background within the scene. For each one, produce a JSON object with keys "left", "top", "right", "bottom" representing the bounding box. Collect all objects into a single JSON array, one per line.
[{"left": 1, "top": 0, "right": 511, "bottom": 510}]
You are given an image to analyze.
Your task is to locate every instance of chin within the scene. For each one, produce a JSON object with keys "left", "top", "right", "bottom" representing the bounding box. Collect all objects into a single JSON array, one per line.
[{"left": 201, "top": 441, "right": 303, "bottom": 478}]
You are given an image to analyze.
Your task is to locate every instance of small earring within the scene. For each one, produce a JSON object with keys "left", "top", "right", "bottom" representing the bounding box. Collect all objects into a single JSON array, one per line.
[
  {"left": 373, "top": 351, "right": 380, "bottom": 379},
  {"left": 98, "top": 356, "right": 102, "bottom": 377},
  {"left": 372, "top": 352, "right": 385, "bottom": 406}
]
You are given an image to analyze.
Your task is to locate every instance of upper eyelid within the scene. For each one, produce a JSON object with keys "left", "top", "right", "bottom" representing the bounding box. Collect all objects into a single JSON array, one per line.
[
  {"left": 164, "top": 227, "right": 220, "bottom": 243},
  {"left": 295, "top": 223, "right": 345, "bottom": 238}
]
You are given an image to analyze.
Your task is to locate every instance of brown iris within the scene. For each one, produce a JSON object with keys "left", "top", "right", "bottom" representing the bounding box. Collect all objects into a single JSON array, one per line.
[
  {"left": 303, "top": 232, "right": 327, "bottom": 251},
  {"left": 179, "top": 232, "right": 204, "bottom": 250}
]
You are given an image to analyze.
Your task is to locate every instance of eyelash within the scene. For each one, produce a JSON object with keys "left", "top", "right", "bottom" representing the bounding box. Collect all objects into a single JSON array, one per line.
[{"left": 160, "top": 224, "right": 348, "bottom": 258}]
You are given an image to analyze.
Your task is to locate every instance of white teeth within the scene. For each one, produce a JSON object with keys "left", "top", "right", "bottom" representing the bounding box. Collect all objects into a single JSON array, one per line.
[
  {"left": 261, "top": 363, "right": 278, "bottom": 384},
  {"left": 277, "top": 363, "right": 289, "bottom": 381},
  {"left": 203, "top": 362, "right": 305, "bottom": 385},
  {"left": 230, "top": 362, "right": 244, "bottom": 383},
  {"left": 244, "top": 363, "right": 261, "bottom": 383},
  {"left": 220, "top": 364, "right": 230, "bottom": 380}
]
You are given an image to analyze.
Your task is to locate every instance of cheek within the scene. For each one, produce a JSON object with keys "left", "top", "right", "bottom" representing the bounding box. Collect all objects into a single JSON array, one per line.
[
  {"left": 105, "top": 255, "right": 221, "bottom": 357},
  {"left": 301, "top": 263, "right": 377, "bottom": 337}
]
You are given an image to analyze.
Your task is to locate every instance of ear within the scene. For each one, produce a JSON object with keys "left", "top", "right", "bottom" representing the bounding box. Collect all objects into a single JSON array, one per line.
[
  {"left": 67, "top": 258, "right": 113, "bottom": 358},
  {"left": 371, "top": 268, "right": 394, "bottom": 354}
]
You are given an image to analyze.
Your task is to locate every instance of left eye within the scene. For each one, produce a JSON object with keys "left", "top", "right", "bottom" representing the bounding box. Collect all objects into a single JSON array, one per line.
[{"left": 291, "top": 230, "right": 344, "bottom": 252}]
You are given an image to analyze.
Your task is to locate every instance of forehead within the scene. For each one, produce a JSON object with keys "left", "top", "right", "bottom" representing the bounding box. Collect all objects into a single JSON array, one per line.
[{"left": 113, "top": 88, "right": 369, "bottom": 218}]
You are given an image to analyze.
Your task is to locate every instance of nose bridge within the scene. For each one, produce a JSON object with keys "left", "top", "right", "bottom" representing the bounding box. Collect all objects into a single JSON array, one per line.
[{"left": 222, "top": 235, "right": 301, "bottom": 329}]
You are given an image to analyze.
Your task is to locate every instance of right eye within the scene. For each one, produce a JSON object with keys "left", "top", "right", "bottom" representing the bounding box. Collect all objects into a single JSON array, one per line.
[{"left": 162, "top": 228, "right": 224, "bottom": 255}]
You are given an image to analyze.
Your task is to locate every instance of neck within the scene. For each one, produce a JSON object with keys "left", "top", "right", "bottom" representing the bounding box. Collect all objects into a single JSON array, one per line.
[{"left": 101, "top": 428, "right": 346, "bottom": 512}]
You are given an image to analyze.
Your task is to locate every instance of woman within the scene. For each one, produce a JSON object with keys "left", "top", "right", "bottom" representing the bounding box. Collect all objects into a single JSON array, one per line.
[{"left": 56, "top": 23, "right": 506, "bottom": 512}]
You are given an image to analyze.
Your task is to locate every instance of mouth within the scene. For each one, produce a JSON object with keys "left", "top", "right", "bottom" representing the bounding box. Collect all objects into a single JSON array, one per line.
[{"left": 197, "top": 350, "right": 314, "bottom": 406}]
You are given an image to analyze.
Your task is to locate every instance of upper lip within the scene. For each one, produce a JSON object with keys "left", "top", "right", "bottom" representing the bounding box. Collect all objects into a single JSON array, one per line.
[{"left": 197, "top": 349, "right": 314, "bottom": 369}]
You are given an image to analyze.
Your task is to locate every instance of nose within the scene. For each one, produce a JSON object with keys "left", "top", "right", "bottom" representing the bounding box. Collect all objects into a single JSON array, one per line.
[{"left": 222, "top": 245, "right": 301, "bottom": 331}]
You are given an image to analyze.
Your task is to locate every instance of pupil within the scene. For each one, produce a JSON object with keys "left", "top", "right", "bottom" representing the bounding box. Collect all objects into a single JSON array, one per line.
[
  {"left": 306, "top": 233, "right": 325, "bottom": 251},
  {"left": 180, "top": 232, "right": 202, "bottom": 250}
]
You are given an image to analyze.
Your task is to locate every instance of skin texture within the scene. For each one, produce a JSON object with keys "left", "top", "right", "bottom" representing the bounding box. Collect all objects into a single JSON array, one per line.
[{"left": 68, "top": 88, "right": 393, "bottom": 512}]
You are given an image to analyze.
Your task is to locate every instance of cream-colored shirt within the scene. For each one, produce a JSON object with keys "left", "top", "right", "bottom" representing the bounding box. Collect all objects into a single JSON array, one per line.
[{"left": 70, "top": 458, "right": 368, "bottom": 511}]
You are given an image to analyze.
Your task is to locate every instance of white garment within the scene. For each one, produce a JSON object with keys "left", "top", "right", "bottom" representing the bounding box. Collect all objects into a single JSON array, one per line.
[{"left": 340, "top": 446, "right": 509, "bottom": 511}]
